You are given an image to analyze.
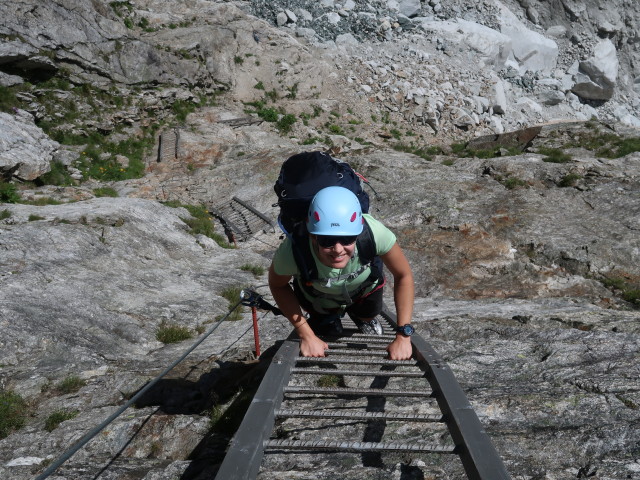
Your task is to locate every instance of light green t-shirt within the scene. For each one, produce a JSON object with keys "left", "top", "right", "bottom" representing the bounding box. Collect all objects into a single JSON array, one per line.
[{"left": 272, "top": 214, "right": 396, "bottom": 310}]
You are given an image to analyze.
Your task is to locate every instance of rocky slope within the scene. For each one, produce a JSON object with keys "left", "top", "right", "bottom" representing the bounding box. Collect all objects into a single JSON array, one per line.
[{"left": 1, "top": 1, "right": 640, "bottom": 479}]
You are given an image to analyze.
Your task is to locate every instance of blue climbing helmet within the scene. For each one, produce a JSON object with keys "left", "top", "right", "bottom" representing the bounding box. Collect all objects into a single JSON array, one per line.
[{"left": 307, "top": 186, "right": 364, "bottom": 236}]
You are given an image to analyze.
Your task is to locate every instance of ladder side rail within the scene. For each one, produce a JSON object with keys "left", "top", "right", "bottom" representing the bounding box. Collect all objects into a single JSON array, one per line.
[
  {"left": 214, "top": 339, "right": 300, "bottom": 480},
  {"left": 380, "top": 307, "right": 512, "bottom": 480}
]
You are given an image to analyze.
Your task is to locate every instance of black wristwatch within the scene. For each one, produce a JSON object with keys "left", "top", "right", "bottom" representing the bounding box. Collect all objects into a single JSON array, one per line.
[{"left": 396, "top": 324, "right": 415, "bottom": 337}]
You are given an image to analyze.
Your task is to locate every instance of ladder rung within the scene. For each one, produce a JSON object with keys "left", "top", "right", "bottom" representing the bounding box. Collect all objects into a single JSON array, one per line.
[
  {"left": 276, "top": 409, "right": 444, "bottom": 422},
  {"left": 326, "top": 342, "right": 388, "bottom": 350},
  {"left": 297, "top": 357, "right": 417, "bottom": 366},
  {"left": 324, "top": 348, "right": 389, "bottom": 356},
  {"left": 291, "top": 368, "right": 425, "bottom": 377},
  {"left": 284, "top": 386, "right": 431, "bottom": 397},
  {"left": 265, "top": 439, "right": 456, "bottom": 454}
]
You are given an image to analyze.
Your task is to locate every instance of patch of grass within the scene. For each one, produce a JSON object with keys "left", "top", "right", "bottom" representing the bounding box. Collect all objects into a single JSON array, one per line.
[
  {"left": 0, "top": 209, "right": 10, "bottom": 220},
  {"left": 327, "top": 124, "right": 344, "bottom": 135},
  {"left": 93, "top": 187, "right": 119, "bottom": 197},
  {"left": 0, "top": 390, "right": 27, "bottom": 439},
  {"left": 172, "top": 99, "right": 196, "bottom": 123},
  {"left": 558, "top": 173, "right": 582, "bottom": 188},
  {"left": 0, "top": 85, "right": 20, "bottom": 113},
  {"left": 316, "top": 374, "right": 344, "bottom": 388},
  {"left": 254, "top": 81, "right": 264, "bottom": 90},
  {"left": 28, "top": 214, "right": 45, "bottom": 221},
  {"left": 24, "top": 197, "right": 61, "bottom": 206},
  {"left": 156, "top": 322, "right": 192, "bottom": 343},
  {"left": 539, "top": 147, "right": 573, "bottom": 163},
  {"left": 450, "top": 142, "right": 521, "bottom": 159},
  {"left": 392, "top": 143, "right": 442, "bottom": 161},
  {"left": 164, "top": 202, "right": 234, "bottom": 248},
  {"left": 45, "top": 410, "right": 78, "bottom": 432},
  {"left": 234, "top": 55, "right": 244, "bottom": 65},
  {"left": 301, "top": 136, "right": 321, "bottom": 145},
  {"left": 55, "top": 375, "right": 86, "bottom": 395},
  {"left": 240, "top": 264, "right": 265, "bottom": 277},
  {"left": 0, "top": 181, "right": 20, "bottom": 203},
  {"left": 601, "top": 277, "right": 640, "bottom": 308},
  {"left": 503, "top": 177, "right": 528, "bottom": 190},
  {"left": 221, "top": 285, "right": 244, "bottom": 321}
]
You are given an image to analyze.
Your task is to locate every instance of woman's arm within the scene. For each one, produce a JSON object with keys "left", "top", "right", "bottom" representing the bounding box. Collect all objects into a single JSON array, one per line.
[
  {"left": 268, "top": 264, "right": 328, "bottom": 357},
  {"left": 380, "top": 243, "right": 415, "bottom": 360}
]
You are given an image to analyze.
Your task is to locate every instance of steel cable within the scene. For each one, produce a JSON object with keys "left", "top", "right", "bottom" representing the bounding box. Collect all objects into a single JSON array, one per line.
[{"left": 35, "top": 298, "right": 244, "bottom": 480}]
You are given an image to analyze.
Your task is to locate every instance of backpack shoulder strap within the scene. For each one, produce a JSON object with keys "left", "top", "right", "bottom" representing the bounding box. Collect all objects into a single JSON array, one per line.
[
  {"left": 290, "top": 222, "right": 316, "bottom": 286},
  {"left": 355, "top": 217, "right": 376, "bottom": 264}
]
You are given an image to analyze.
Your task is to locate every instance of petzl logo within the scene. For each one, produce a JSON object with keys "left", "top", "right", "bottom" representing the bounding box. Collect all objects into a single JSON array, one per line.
[{"left": 331, "top": 222, "right": 340, "bottom": 227}]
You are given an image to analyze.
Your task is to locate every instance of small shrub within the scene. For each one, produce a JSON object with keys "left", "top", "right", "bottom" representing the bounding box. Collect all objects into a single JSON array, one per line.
[
  {"left": 55, "top": 375, "right": 86, "bottom": 394},
  {"left": 156, "top": 323, "right": 192, "bottom": 344},
  {"left": 93, "top": 187, "right": 119, "bottom": 197},
  {"left": 257, "top": 107, "right": 278, "bottom": 122},
  {"left": 234, "top": 55, "right": 244, "bottom": 65},
  {"left": 276, "top": 114, "right": 296, "bottom": 133},
  {"left": 0, "top": 209, "right": 10, "bottom": 220},
  {"left": 25, "top": 197, "right": 61, "bottom": 206},
  {"left": 0, "top": 390, "right": 27, "bottom": 439},
  {"left": 45, "top": 410, "right": 78, "bottom": 432},
  {"left": 0, "top": 181, "right": 20, "bottom": 203},
  {"left": 28, "top": 214, "right": 45, "bottom": 221},
  {"left": 254, "top": 81, "right": 264, "bottom": 90}
]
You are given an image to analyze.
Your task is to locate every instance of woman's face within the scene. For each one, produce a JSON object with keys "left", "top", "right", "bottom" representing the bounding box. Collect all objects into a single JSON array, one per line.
[{"left": 311, "top": 235, "right": 356, "bottom": 269}]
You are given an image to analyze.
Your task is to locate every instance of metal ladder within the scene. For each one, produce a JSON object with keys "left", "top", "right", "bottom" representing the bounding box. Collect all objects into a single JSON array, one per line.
[{"left": 215, "top": 307, "right": 511, "bottom": 479}]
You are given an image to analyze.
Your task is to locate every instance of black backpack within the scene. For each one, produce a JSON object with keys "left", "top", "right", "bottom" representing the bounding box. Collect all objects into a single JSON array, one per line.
[
  {"left": 273, "top": 151, "right": 382, "bottom": 295},
  {"left": 274, "top": 151, "right": 370, "bottom": 235}
]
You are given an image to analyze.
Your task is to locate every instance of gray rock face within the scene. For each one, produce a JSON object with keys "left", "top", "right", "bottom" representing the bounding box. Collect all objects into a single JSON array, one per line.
[
  {"left": 1, "top": 1, "right": 640, "bottom": 479},
  {"left": 572, "top": 39, "right": 619, "bottom": 101},
  {"left": 0, "top": 110, "right": 59, "bottom": 180}
]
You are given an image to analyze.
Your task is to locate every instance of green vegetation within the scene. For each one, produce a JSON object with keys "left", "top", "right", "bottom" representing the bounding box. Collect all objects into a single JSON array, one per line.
[
  {"left": 0, "top": 390, "right": 27, "bottom": 439},
  {"left": 502, "top": 177, "right": 528, "bottom": 190},
  {"left": 45, "top": 410, "right": 78, "bottom": 432},
  {"left": 451, "top": 142, "right": 522, "bottom": 159},
  {"left": 234, "top": 56, "right": 244, "bottom": 65},
  {"left": 0, "top": 181, "right": 20, "bottom": 203},
  {"left": 221, "top": 285, "right": 244, "bottom": 321},
  {"left": 601, "top": 277, "right": 640, "bottom": 307},
  {"left": 558, "top": 173, "right": 582, "bottom": 188},
  {"left": 240, "top": 264, "right": 265, "bottom": 277},
  {"left": 55, "top": 375, "right": 86, "bottom": 394},
  {"left": 28, "top": 214, "right": 45, "bottom": 221},
  {"left": 327, "top": 124, "right": 344, "bottom": 135},
  {"left": 93, "top": 187, "right": 119, "bottom": 197},
  {"left": 563, "top": 128, "right": 640, "bottom": 159},
  {"left": 276, "top": 114, "right": 296, "bottom": 133},
  {"left": 0, "top": 209, "right": 11, "bottom": 220},
  {"left": 392, "top": 144, "right": 442, "bottom": 161},
  {"left": 156, "top": 322, "right": 192, "bottom": 343},
  {"left": 38, "top": 161, "right": 75, "bottom": 186},
  {"left": 539, "top": 147, "right": 573, "bottom": 164},
  {"left": 24, "top": 197, "right": 61, "bottom": 206},
  {"left": 316, "top": 374, "right": 344, "bottom": 388},
  {"left": 163, "top": 201, "right": 234, "bottom": 248},
  {"left": 254, "top": 81, "right": 264, "bottom": 90}
]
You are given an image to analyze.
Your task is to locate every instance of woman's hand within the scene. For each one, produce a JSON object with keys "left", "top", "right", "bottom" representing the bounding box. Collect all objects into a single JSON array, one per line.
[
  {"left": 386, "top": 335, "right": 413, "bottom": 360},
  {"left": 299, "top": 334, "right": 329, "bottom": 357}
]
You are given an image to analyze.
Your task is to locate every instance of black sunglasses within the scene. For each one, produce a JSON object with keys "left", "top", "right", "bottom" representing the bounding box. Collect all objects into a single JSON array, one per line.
[{"left": 316, "top": 235, "right": 358, "bottom": 248}]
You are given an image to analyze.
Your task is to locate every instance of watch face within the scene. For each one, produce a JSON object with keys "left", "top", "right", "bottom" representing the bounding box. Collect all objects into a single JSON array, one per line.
[{"left": 399, "top": 325, "right": 414, "bottom": 336}]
